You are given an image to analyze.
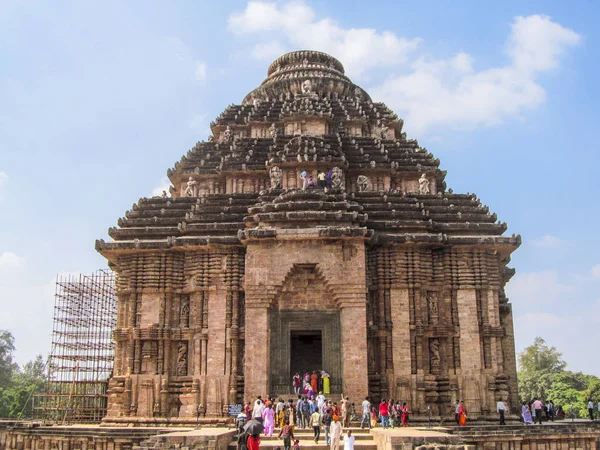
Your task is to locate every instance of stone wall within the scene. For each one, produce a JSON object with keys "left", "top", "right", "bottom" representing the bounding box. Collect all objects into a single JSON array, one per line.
[{"left": 366, "top": 246, "right": 517, "bottom": 418}]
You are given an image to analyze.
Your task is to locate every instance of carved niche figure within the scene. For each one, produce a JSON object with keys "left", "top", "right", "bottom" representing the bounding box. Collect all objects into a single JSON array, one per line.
[
  {"left": 357, "top": 175, "right": 370, "bottom": 192},
  {"left": 380, "top": 124, "right": 389, "bottom": 139},
  {"left": 269, "top": 166, "right": 283, "bottom": 189},
  {"left": 179, "top": 297, "right": 190, "bottom": 328},
  {"left": 354, "top": 87, "right": 362, "bottom": 100},
  {"left": 429, "top": 338, "right": 440, "bottom": 375},
  {"left": 269, "top": 123, "right": 278, "bottom": 140},
  {"left": 331, "top": 167, "right": 344, "bottom": 189},
  {"left": 161, "top": 190, "right": 167, "bottom": 198},
  {"left": 427, "top": 292, "right": 439, "bottom": 323},
  {"left": 176, "top": 341, "right": 188, "bottom": 376},
  {"left": 302, "top": 79, "right": 312, "bottom": 94},
  {"left": 223, "top": 125, "right": 233, "bottom": 143},
  {"left": 418, "top": 173, "right": 430, "bottom": 195},
  {"left": 184, "top": 177, "right": 198, "bottom": 197}
]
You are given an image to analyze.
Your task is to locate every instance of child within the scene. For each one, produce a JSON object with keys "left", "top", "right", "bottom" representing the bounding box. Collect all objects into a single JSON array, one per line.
[{"left": 293, "top": 440, "right": 300, "bottom": 450}]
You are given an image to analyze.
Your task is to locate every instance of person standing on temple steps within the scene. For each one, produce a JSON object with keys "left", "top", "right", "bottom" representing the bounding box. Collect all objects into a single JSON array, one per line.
[
  {"left": 343, "top": 430, "right": 355, "bottom": 450},
  {"left": 293, "top": 373, "right": 301, "bottom": 395},
  {"left": 361, "top": 397, "right": 371, "bottom": 429},
  {"left": 278, "top": 419, "right": 295, "bottom": 450},
  {"left": 497, "top": 398, "right": 507, "bottom": 425},
  {"left": 329, "top": 415, "right": 343, "bottom": 450},
  {"left": 300, "top": 170, "right": 307, "bottom": 190},
  {"left": 317, "top": 170, "right": 325, "bottom": 189},
  {"left": 322, "top": 408, "right": 332, "bottom": 445},
  {"left": 310, "top": 405, "right": 322, "bottom": 443},
  {"left": 588, "top": 400, "right": 595, "bottom": 420}
]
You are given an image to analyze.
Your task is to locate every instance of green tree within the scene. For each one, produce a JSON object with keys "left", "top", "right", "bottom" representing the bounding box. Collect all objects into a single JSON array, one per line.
[
  {"left": 518, "top": 337, "right": 566, "bottom": 402},
  {"left": 0, "top": 330, "right": 18, "bottom": 388},
  {"left": 0, "top": 330, "right": 47, "bottom": 418}
]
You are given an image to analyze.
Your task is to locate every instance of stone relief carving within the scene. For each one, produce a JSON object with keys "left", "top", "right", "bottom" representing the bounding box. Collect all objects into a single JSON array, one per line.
[
  {"left": 179, "top": 296, "right": 190, "bottom": 328},
  {"left": 176, "top": 341, "right": 188, "bottom": 376},
  {"left": 427, "top": 292, "right": 439, "bottom": 323},
  {"left": 223, "top": 125, "right": 233, "bottom": 143},
  {"left": 430, "top": 338, "right": 440, "bottom": 375},
  {"left": 380, "top": 124, "right": 388, "bottom": 139},
  {"left": 269, "top": 123, "right": 278, "bottom": 140},
  {"left": 357, "top": 175, "right": 370, "bottom": 192},
  {"left": 419, "top": 173, "right": 430, "bottom": 195},
  {"left": 269, "top": 166, "right": 282, "bottom": 189},
  {"left": 184, "top": 177, "right": 198, "bottom": 197},
  {"left": 301, "top": 79, "right": 312, "bottom": 94},
  {"left": 331, "top": 167, "right": 343, "bottom": 189}
]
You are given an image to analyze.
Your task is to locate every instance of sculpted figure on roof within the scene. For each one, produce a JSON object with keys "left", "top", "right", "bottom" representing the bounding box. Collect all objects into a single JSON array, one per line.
[
  {"left": 269, "top": 166, "right": 282, "bottom": 189},
  {"left": 184, "top": 177, "right": 197, "bottom": 197},
  {"left": 357, "top": 175, "right": 370, "bottom": 192},
  {"left": 302, "top": 79, "right": 312, "bottom": 94},
  {"left": 419, "top": 173, "right": 430, "bottom": 195}
]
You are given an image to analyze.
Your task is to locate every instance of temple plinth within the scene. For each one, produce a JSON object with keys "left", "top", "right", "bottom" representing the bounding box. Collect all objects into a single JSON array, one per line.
[{"left": 96, "top": 50, "right": 520, "bottom": 424}]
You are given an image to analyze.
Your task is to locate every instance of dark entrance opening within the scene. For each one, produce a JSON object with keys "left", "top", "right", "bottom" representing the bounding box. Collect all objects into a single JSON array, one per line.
[{"left": 290, "top": 330, "right": 323, "bottom": 379}]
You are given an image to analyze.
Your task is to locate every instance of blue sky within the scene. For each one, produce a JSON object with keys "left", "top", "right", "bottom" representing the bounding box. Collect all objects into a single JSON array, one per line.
[{"left": 1, "top": 0, "right": 599, "bottom": 375}]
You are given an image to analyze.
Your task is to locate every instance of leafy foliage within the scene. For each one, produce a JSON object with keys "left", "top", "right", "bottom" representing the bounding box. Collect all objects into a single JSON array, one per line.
[
  {"left": 518, "top": 337, "right": 599, "bottom": 419},
  {"left": 0, "top": 331, "right": 46, "bottom": 418},
  {"left": 518, "top": 337, "right": 566, "bottom": 402}
]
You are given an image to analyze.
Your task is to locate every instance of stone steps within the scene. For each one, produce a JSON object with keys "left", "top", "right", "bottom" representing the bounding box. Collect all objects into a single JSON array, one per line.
[{"left": 228, "top": 428, "right": 377, "bottom": 450}]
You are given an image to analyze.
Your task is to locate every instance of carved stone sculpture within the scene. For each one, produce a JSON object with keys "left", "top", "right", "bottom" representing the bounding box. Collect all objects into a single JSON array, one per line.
[
  {"left": 184, "top": 177, "right": 198, "bottom": 197},
  {"left": 331, "top": 167, "right": 343, "bottom": 189},
  {"left": 430, "top": 338, "right": 440, "bottom": 374},
  {"left": 177, "top": 342, "right": 188, "bottom": 376},
  {"left": 302, "top": 79, "right": 312, "bottom": 94},
  {"left": 419, "top": 173, "right": 430, "bottom": 195},
  {"left": 269, "top": 123, "right": 277, "bottom": 140},
  {"left": 180, "top": 297, "right": 190, "bottom": 328},
  {"left": 269, "top": 166, "right": 282, "bottom": 189},
  {"left": 380, "top": 124, "right": 388, "bottom": 139},
  {"left": 223, "top": 126, "right": 233, "bottom": 143},
  {"left": 357, "top": 175, "right": 370, "bottom": 192}
]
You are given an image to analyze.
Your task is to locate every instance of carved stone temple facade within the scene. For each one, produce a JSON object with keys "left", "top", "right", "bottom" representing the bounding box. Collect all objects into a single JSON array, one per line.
[{"left": 96, "top": 50, "right": 521, "bottom": 424}]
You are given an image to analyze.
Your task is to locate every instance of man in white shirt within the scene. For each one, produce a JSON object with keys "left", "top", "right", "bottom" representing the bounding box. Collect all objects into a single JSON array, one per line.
[
  {"left": 588, "top": 400, "right": 595, "bottom": 420},
  {"left": 497, "top": 398, "right": 507, "bottom": 425},
  {"left": 343, "top": 430, "right": 355, "bottom": 450},
  {"left": 360, "top": 397, "right": 371, "bottom": 429}
]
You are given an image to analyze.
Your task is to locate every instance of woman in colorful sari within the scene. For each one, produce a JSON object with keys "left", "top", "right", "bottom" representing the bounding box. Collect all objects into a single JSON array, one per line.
[
  {"left": 458, "top": 401, "right": 467, "bottom": 426},
  {"left": 401, "top": 402, "right": 409, "bottom": 427},
  {"left": 522, "top": 402, "right": 533, "bottom": 424},
  {"left": 263, "top": 404, "right": 275, "bottom": 436},
  {"left": 247, "top": 434, "right": 260, "bottom": 450},
  {"left": 311, "top": 371, "right": 318, "bottom": 393},
  {"left": 321, "top": 370, "right": 330, "bottom": 395}
]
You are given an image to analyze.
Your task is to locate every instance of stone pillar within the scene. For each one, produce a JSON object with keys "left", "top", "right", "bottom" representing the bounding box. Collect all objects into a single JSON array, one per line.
[
  {"left": 390, "top": 288, "right": 411, "bottom": 399},
  {"left": 338, "top": 291, "right": 369, "bottom": 401},
  {"left": 456, "top": 288, "right": 483, "bottom": 414},
  {"left": 500, "top": 302, "right": 519, "bottom": 413},
  {"left": 243, "top": 302, "right": 270, "bottom": 400}
]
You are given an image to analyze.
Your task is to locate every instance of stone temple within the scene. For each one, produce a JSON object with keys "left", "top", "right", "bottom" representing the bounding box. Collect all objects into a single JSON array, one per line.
[{"left": 96, "top": 50, "right": 521, "bottom": 424}]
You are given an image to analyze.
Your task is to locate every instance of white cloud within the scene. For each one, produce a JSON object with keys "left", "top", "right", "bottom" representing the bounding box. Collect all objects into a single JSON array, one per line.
[
  {"left": 371, "top": 15, "right": 580, "bottom": 133},
  {"left": 251, "top": 41, "right": 287, "bottom": 61},
  {"left": 591, "top": 264, "right": 600, "bottom": 278},
  {"left": 195, "top": 61, "right": 207, "bottom": 81},
  {"left": 151, "top": 176, "right": 171, "bottom": 197},
  {"left": 529, "top": 234, "right": 563, "bottom": 248},
  {"left": 506, "top": 270, "right": 575, "bottom": 305},
  {"left": 0, "top": 252, "right": 25, "bottom": 284},
  {"left": 228, "top": 1, "right": 421, "bottom": 77}
]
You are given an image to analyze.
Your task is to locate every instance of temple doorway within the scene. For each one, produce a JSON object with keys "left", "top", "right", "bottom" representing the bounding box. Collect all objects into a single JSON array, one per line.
[{"left": 290, "top": 330, "right": 323, "bottom": 378}]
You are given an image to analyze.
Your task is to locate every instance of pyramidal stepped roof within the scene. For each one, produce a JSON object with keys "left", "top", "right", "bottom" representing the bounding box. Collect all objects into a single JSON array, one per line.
[{"left": 96, "top": 50, "right": 520, "bottom": 263}]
